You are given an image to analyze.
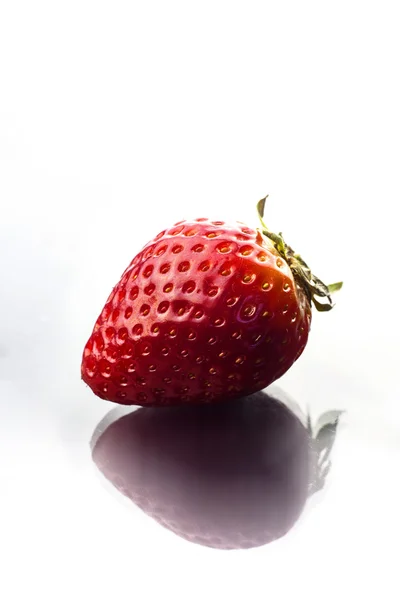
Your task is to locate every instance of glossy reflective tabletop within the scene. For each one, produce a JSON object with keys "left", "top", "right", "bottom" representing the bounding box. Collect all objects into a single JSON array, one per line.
[{"left": 1, "top": 3, "right": 400, "bottom": 599}]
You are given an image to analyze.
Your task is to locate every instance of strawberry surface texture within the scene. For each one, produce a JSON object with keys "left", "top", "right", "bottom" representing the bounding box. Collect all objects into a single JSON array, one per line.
[{"left": 82, "top": 202, "right": 339, "bottom": 406}]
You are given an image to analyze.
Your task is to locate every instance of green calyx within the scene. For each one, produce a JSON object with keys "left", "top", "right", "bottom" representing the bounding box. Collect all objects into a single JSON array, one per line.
[{"left": 256, "top": 196, "right": 343, "bottom": 312}]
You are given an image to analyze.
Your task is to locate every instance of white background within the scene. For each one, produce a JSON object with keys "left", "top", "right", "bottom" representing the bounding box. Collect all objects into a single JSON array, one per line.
[{"left": 1, "top": 1, "right": 399, "bottom": 599}]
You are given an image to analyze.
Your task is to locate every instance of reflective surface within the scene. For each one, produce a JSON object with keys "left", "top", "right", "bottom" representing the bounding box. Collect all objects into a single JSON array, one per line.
[
  {"left": 2, "top": 2, "right": 400, "bottom": 599},
  {"left": 91, "top": 392, "right": 339, "bottom": 550}
]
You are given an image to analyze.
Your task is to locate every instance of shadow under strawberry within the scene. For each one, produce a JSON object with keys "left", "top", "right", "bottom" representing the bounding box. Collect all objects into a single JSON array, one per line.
[{"left": 91, "top": 391, "right": 340, "bottom": 550}]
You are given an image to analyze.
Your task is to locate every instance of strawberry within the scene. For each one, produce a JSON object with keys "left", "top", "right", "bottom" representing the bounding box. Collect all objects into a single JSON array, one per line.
[
  {"left": 91, "top": 391, "right": 340, "bottom": 549},
  {"left": 82, "top": 197, "right": 341, "bottom": 406}
]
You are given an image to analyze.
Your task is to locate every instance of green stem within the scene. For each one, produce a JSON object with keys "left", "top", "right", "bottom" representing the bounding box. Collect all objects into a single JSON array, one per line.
[{"left": 256, "top": 196, "right": 343, "bottom": 312}]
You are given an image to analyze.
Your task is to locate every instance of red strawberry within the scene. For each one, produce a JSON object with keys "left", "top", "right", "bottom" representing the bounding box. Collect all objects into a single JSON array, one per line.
[
  {"left": 91, "top": 391, "right": 340, "bottom": 549},
  {"left": 82, "top": 197, "right": 341, "bottom": 406}
]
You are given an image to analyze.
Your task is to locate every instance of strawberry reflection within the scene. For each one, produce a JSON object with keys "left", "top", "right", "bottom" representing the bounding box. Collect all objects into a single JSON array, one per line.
[{"left": 91, "top": 391, "right": 340, "bottom": 550}]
